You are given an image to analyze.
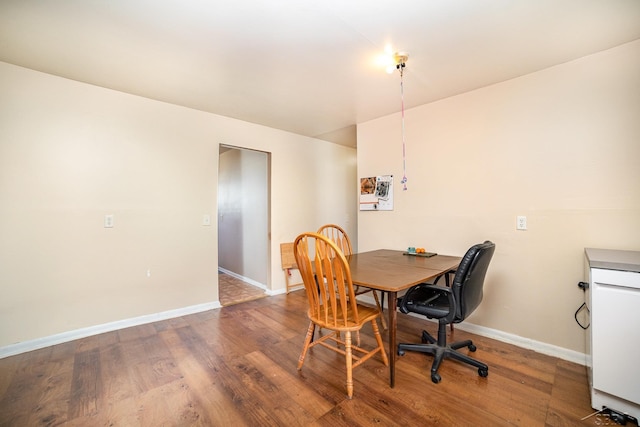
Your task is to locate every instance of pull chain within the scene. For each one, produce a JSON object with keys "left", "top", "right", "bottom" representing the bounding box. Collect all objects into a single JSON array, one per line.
[{"left": 399, "top": 64, "right": 408, "bottom": 191}]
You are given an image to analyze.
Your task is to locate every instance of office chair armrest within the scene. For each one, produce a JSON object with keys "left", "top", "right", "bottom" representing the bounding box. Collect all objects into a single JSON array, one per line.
[
  {"left": 398, "top": 283, "right": 454, "bottom": 314},
  {"left": 432, "top": 269, "right": 456, "bottom": 286}
]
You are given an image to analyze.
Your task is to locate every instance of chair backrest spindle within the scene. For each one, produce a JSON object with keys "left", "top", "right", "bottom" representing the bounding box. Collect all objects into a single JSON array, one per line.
[{"left": 317, "top": 224, "right": 352, "bottom": 257}]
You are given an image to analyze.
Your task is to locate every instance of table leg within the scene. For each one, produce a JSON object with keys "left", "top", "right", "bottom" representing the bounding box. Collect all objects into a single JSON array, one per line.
[{"left": 387, "top": 291, "right": 397, "bottom": 388}]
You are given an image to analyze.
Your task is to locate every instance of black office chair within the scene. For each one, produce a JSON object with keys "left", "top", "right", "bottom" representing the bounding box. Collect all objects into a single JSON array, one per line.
[{"left": 397, "top": 241, "right": 495, "bottom": 383}]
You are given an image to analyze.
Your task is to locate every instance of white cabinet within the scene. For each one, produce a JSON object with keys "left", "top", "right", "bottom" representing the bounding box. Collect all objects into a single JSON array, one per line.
[{"left": 585, "top": 248, "right": 640, "bottom": 421}]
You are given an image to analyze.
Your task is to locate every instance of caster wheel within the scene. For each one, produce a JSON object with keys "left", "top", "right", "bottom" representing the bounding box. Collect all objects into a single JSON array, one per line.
[
  {"left": 431, "top": 373, "right": 441, "bottom": 383},
  {"left": 468, "top": 344, "right": 477, "bottom": 352},
  {"left": 478, "top": 368, "right": 488, "bottom": 378},
  {"left": 398, "top": 350, "right": 405, "bottom": 356}
]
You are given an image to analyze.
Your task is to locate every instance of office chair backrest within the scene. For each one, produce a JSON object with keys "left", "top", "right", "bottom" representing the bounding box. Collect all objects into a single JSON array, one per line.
[
  {"left": 293, "top": 232, "right": 360, "bottom": 328},
  {"left": 452, "top": 241, "right": 495, "bottom": 322},
  {"left": 317, "top": 224, "right": 353, "bottom": 257}
]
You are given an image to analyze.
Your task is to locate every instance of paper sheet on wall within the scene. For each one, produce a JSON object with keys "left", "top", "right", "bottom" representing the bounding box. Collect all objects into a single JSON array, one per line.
[{"left": 360, "top": 175, "right": 393, "bottom": 211}]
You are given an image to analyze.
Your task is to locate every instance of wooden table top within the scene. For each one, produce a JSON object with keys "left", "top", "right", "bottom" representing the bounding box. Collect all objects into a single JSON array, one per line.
[{"left": 347, "top": 249, "right": 461, "bottom": 292}]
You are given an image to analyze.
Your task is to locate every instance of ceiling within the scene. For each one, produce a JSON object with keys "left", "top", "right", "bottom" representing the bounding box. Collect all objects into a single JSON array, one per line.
[{"left": 1, "top": 1, "right": 639, "bottom": 148}]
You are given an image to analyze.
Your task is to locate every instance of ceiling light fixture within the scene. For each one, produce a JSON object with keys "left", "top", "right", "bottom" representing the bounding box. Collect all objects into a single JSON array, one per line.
[
  {"left": 383, "top": 49, "right": 409, "bottom": 74},
  {"left": 392, "top": 52, "right": 409, "bottom": 72}
]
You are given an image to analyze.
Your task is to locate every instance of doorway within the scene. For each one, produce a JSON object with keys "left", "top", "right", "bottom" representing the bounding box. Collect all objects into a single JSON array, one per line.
[{"left": 217, "top": 145, "right": 270, "bottom": 304}]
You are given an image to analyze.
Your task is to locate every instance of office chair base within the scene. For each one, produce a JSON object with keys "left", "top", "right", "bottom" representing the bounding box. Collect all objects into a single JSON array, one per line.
[{"left": 398, "top": 338, "right": 489, "bottom": 383}]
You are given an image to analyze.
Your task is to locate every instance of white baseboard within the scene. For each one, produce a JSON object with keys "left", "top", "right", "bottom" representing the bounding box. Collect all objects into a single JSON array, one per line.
[
  {"left": 268, "top": 288, "right": 289, "bottom": 296},
  {"left": 357, "top": 294, "right": 587, "bottom": 366},
  {"left": 452, "top": 321, "right": 586, "bottom": 366},
  {"left": 3, "top": 291, "right": 587, "bottom": 366},
  {"left": 219, "top": 268, "right": 267, "bottom": 289},
  {"left": 4, "top": 269, "right": 300, "bottom": 359},
  {"left": 218, "top": 267, "right": 289, "bottom": 296},
  {"left": 0, "top": 301, "right": 221, "bottom": 359}
]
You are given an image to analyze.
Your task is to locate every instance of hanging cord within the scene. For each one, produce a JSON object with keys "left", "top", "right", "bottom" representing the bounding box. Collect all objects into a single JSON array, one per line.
[
  {"left": 399, "top": 63, "right": 408, "bottom": 190},
  {"left": 574, "top": 302, "right": 590, "bottom": 330}
]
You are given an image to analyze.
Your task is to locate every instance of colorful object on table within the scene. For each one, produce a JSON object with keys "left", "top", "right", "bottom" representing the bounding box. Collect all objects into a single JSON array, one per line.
[{"left": 403, "top": 247, "right": 437, "bottom": 258}]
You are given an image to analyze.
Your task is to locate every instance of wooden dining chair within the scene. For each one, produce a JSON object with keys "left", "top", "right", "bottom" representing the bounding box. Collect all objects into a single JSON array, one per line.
[
  {"left": 293, "top": 232, "right": 388, "bottom": 399},
  {"left": 317, "top": 224, "right": 387, "bottom": 330}
]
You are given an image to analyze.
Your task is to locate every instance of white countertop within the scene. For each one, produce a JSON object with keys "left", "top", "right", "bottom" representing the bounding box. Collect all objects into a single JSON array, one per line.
[{"left": 585, "top": 248, "right": 640, "bottom": 273}]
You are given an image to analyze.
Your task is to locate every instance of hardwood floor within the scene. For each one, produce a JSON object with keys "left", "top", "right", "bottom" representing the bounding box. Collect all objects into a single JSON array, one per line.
[{"left": 0, "top": 291, "right": 599, "bottom": 426}]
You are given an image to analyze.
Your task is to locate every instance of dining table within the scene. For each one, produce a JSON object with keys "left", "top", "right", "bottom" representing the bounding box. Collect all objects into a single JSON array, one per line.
[{"left": 347, "top": 249, "right": 461, "bottom": 388}]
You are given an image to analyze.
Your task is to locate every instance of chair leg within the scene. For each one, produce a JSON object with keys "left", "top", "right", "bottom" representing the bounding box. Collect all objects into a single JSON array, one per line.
[
  {"left": 345, "top": 331, "right": 354, "bottom": 399},
  {"left": 398, "top": 342, "right": 437, "bottom": 357},
  {"left": 447, "top": 347, "right": 488, "bottom": 371},
  {"left": 444, "top": 273, "right": 455, "bottom": 332},
  {"left": 421, "top": 330, "right": 436, "bottom": 344},
  {"left": 285, "top": 269, "right": 294, "bottom": 294},
  {"left": 310, "top": 323, "right": 316, "bottom": 343},
  {"left": 430, "top": 347, "right": 447, "bottom": 380},
  {"left": 450, "top": 339, "right": 473, "bottom": 351},
  {"left": 371, "top": 319, "right": 389, "bottom": 366},
  {"left": 398, "top": 322, "right": 488, "bottom": 383},
  {"left": 437, "top": 320, "right": 447, "bottom": 346},
  {"left": 297, "top": 321, "right": 315, "bottom": 370},
  {"left": 398, "top": 341, "right": 443, "bottom": 382},
  {"left": 372, "top": 291, "right": 387, "bottom": 330}
]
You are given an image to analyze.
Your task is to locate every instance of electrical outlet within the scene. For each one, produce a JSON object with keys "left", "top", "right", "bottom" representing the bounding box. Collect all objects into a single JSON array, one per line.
[
  {"left": 516, "top": 215, "right": 527, "bottom": 231},
  {"left": 202, "top": 214, "right": 211, "bottom": 226},
  {"left": 104, "top": 214, "right": 114, "bottom": 228}
]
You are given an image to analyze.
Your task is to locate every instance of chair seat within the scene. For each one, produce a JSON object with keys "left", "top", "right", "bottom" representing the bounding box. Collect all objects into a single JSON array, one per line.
[
  {"left": 401, "top": 288, "right": 450, "bottom": 319},
  {"left": 309, "top": 304, "right": 381, "bottom": 331}
]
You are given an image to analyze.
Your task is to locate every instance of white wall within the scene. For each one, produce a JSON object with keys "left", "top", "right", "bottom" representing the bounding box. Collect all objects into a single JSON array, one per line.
[
  {"left": 0, "top": 61, "right": 357, "bottom": 349},
  {"left": 357, "top": 40, "right": 640, "bottom": 355}
]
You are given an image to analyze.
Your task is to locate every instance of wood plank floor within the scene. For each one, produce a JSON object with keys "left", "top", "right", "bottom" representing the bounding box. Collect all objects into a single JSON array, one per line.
[
  {"left": 218, "top": 272, "right": 267, "bottom": 307},
  {"left": 0, "top": 291, "right": 600, "bottom": 426}
]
